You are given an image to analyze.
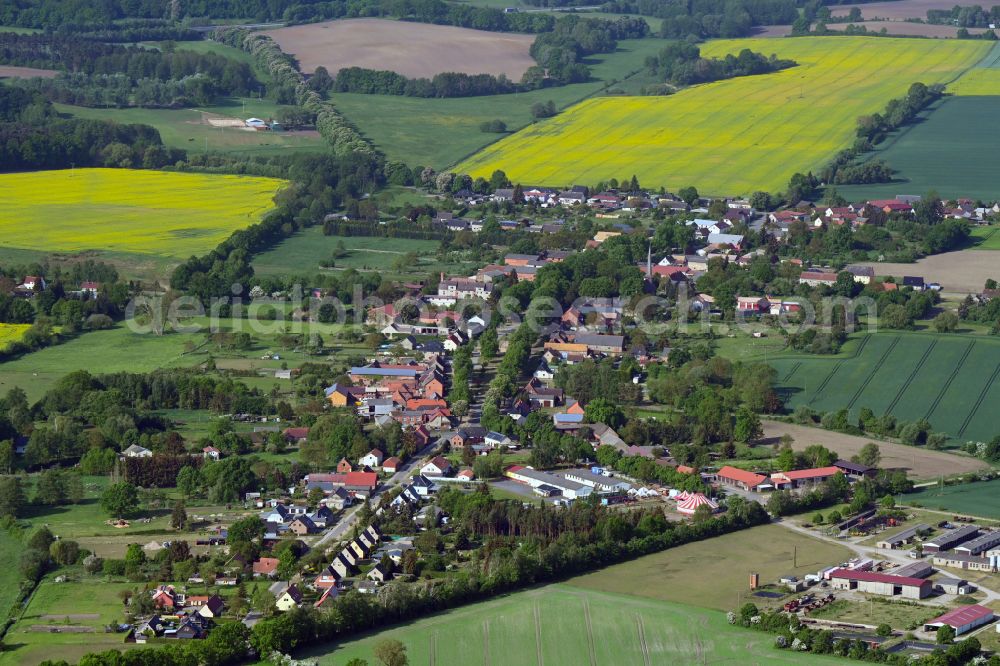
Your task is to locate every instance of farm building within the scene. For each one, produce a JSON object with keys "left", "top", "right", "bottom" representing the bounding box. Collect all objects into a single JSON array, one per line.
[
  {"left": 770, "top": 466, "right": 842, "bottom": 489},
  {"left": 932, "top": 552, "right": 996, "bottom": 572},
  {"left": 828, "top": 569, "right": 931, "bottom": 599},
  {"left": 923, "top": 525, "right": 979, "bottom": 553},
  {"left": 560, "top": 469, "right": 631, "bottom": 493},
  {"left": 715, "top": 466, "right": 767, "bottom": 491},
  {"left": 834, "top": 459, "right": 876, "bottom": 479},
  {"left": 954, "top": 531, "right": 1000, "bottom": 556},
  {"left": 934, "top": 577, "right": 975, "bottom": 595},
  {"left": 924, "top": 604, "right": 995, "bottom": 636},
  {"left": 876, "top": 524, "right": 930, "bottom": 550},
  {"left": 505, "top": 465, "right": 592, "bottom": 499}
]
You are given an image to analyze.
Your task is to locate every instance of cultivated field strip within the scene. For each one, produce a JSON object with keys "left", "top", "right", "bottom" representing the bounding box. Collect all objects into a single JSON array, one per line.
[
  {"left": 958, "top": 362, "right": 1000, "bottom": 438},
  {"left": 845, "top": 336, "right": 900, "bottom": 409},
  {"left": 772, "top": 333, "right": 1000, "bottom": 441},
  {"left": 457, "top": 37, "right": 989, "bottom": 193}
]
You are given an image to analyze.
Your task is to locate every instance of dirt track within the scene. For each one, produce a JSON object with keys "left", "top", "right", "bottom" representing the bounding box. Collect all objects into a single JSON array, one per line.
[
  {"left": 761, "top": 420, "right": 989, "bottom": 479},
  {"left": 264, "top": 19, "right": 536, "bottom": 79},
  {"left": 0, "top": 65, "right": 58, "bottom": 79},
  {"left": 857, "top": 249, "right": 998, "bottom": 294}
]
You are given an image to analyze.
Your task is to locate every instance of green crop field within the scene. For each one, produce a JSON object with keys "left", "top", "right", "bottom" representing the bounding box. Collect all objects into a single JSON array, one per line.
[
  {"left": 0, "top": 530, "right": 24, "bottom": 620},
  {"left": 900, "top": 479, "right": 1000, "bottom": 518},
  {"left": 838, "top": 42, "right": 1000, "bottom": 201},
  {"left": 297, "top": 584, "right": 844, "bottom": 666},
  {"left": 455, "top": 37, "right": 989, "bottom": 194},
  {"left": 566, "top": 524, "right": 851, "bottom": 611},
  {"left": 771, "top": 331, "right": 1000, "bottom": 444},
  {"left": 57, "top": 98, "right": 328, "bottom": 156},
  {"left": 332, "top": 36, "right": 674, "bottom": 169},
  {"left": 0, "top": 169, "right": 284, "bottom": 258}
]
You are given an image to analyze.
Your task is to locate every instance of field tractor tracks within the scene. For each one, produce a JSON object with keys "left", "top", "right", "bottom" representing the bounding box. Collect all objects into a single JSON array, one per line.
[
  {"left": 533, "top": 601, "right": 544, "bottom": 666},
  {"left": 846, "top": 336, "right": 899, "bottom": 410},
  {"left": 429, "top": 632, "right": 437, "bottom": 666},
  {"left": 809, "top": 363, "right": 843, "bottom": 405},
  {"left": 636, "top": 614, "right": 652, "bottom": 666},
  {"left": 483, "top": 620, "right": 491, "bottom": 666},
  {"left": 958, "top": 360, "right": 1000, "bottom": 438},
  {"left": 782, "top": 362, "right": 802, "bottom": 383},
  {"left": 924, "top": 341, "right": 975, "bottom": 422},
  {"left": 583, "top": 598, "right": 597, "bottom": 666},
  {"left": 885, "top": 339, "right": 937, "bottom": 416}
]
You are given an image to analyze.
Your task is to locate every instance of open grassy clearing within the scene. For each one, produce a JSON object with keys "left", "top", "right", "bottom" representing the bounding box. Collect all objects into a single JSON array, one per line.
[
  {"left": 566, "top": 524, "right": 852, "bottom": 612},
  {"left": 771, "top": 331, "right": 1000, "bottom": 444},
  {"left": 809, "top": 598, "right": 940, "bottom": 630},
  {"left": 899, "top": 479, "right": 1000, "bottom": 518},
  {"left": 57, "top": 99, "right": 327, "bottom": 156},
  {"left": 333, "top": 36, "right": 673, "bottom": 168},
  {"left": 0, "top": 169, "right": 283, "bottom": 257},
  {"left": 761, "top": 420, "right": 988, "bottom": 480},
  {"left": 456, "top": 37, "right": 989, "bottom": 194},
  {"left": 298, "top": 583, "right": 845, "bottom": 665},
  {"left": 251, "top": 226, "right": 474, "bottom": 279},
  {"left": 970, "top": 226, "right": 1000, "bottom": 249},
  {"left": 264, "top": 18, "right": 536, "bottom": 78}
]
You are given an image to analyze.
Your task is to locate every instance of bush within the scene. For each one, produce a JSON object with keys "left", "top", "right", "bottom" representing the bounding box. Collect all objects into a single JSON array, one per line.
[{"left": 479, "top": 119, "right": 507, "bottom": 133}]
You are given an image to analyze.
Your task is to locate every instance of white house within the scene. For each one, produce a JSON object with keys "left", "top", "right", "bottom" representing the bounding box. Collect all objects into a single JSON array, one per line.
[
  {"left": 421, "top": 456, "right": 452, "bottom": 477},
  {"left": 359, "top": 449, "right": 384, "bottom": 468},
  {"left": 122, "top": 444, "right": 152, "bottom": 458}
]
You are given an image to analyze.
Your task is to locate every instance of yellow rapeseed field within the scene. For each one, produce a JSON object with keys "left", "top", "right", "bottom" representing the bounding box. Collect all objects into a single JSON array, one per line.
[
  {"left": 0, "top": 168, "right": 285, "bottom": 258},
  {"left": 0, "top": 324, "right": 31, "bottom": 348},
  {"left": 456, "top": 37, "right": 990, "bottom": 194}
]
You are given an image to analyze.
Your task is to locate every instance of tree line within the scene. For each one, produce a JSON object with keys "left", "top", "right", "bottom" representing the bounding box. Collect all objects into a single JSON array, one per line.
[
  {"left": 332, "top": 66, "right": 523, "bottom": 98},
  {"left": 645, "top": 42, "right": 796, "bottom": 86},
  {"left": 602, "top": 0, "right": 798, "bottom": 38}
]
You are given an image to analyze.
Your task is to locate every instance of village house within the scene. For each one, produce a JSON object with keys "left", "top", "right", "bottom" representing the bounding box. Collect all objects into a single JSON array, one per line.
[
  {"left": 715, "top": 466, "right": 767, "bottom": 491},
  {"left": 275, "top": 584, "right": 303, "bottom": 611},
  {"left": 421, "top": 456, "right": 453, "bottom": 477},
  {"left": 359, "top": 449, "right": 384, "bottom": 468}
]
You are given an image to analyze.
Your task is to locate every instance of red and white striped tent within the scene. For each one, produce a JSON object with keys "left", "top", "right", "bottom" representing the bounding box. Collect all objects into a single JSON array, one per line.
[
  {"left": 677, "top": 493, "right": 718, "bottom": 515},
  {"left": 674, "top": 490, "right": 692, "bottom": 502}
]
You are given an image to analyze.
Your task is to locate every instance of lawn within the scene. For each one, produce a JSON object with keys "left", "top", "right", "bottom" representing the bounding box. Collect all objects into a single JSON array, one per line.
[
  {"left": 565, "top": 524, "right": 852, "bottom": 612},
  {"left": 770, "top": 331, "right": 1000, "bottom": 444},
  {"left": 57, "top": 99, "right": 328, "bottom": 156},
  {"left": 455, "top": 37, "right": 989, "bottom": 194},
  {"left": 899, "top": 479, "right": 1000, "bottom": 519},
  {"left": 0, "top": 169, "right": 284, "bottom": 258},
  {"left": 297, "top": 584, "right": 846, "bottom": 665},
  {"left": 332, "top": 36, "right": 673, "bottom": 169}
]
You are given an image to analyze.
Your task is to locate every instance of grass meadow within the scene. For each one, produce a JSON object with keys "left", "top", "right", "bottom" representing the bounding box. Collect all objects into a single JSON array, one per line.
[
  {"left": 456, "top": 37, "right": 989, "bottom": 194},
  {"left": 770, "top": 331, "right": 1000, "bottom": 444},
  {"left": 900, "top": 479, "right": 1000, "bottom": 518},
  {"left": 298, "top": 584, "right": 846, "bottom": 666},
  {"left": 251, "top": 226, "right": 476, "bottom": 279},
  {"left": 331, "top": 36, "right": 673, "bottom": 169},
  {"left": 565, "top": 524, "right": 851, "bottom": 612},
  {"left": 0, "top": 169, "right": 284, "bottom": 258},
  {"left": 970, "top": 226, "right": 1000, "bottom": 249},
  {"left": 57, "top": 98, "right": 327, "bottom": 156}
]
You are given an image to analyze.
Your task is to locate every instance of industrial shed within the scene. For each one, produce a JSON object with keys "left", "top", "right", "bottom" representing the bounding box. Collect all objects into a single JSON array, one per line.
[
  {"left": 923, "top": 525, "right": 979, "bottom": 553},
  {"left": 828, "top": 569, "right": 931, "bottom": 599},
  {"left": 876, "top": 524, "right": 930, "bottom": 550}
]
